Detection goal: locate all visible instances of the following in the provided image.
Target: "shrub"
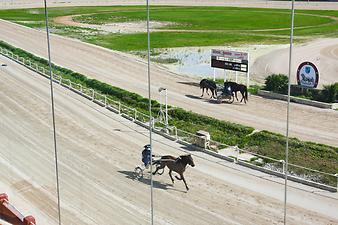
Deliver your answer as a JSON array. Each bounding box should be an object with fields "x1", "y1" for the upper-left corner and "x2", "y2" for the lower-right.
[
  {"x1": 264, "y1": 74, "x2": 288, "y2": 94},
  {"x1": 321, "y1": 83, "x2": 338, "y2": 103}
]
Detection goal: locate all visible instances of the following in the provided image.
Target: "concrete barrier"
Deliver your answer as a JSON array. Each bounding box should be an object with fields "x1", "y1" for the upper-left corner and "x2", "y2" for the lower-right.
[{"x1": 257, "y1": 90, "x2": 337, "y2": 109}]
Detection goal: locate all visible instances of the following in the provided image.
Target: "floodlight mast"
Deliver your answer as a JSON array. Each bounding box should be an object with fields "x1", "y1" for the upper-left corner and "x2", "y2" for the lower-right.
[
  {"x1": 284, "y1": 0, "x2": 295, "y2": 224},
  {"x1": 158, "y1": 87, "x2": 168, "y2": 129}
]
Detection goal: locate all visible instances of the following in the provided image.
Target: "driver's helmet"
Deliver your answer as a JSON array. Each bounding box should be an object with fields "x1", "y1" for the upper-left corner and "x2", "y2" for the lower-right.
[{"x1": 144, "y1": 144, "x2": 151, "y2": 150}]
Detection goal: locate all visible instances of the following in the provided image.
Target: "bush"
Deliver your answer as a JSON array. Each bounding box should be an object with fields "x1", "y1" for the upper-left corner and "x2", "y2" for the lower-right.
[
  {"x1": 321, "y1": 83, "x2": 338, "y2": 103},
  {"x1": 264, "y1": 74, "x2": 288, "y2": 94}
]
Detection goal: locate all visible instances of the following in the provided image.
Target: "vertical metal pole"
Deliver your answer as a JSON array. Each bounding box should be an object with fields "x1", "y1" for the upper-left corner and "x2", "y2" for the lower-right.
[
  {"x1": 235, "y1": 71, "x2": 238, "y2": 83},
  {"x1": 146, "y1": 0, "x2": 154, "y2": 224},
  {"x1": 224, "y1": 69, "x2": 226, "y2": 82},
  {"x1": 246, "y1": 52, "x2": 250, "y2": 88},
  {"x1": 159, "y1": 90, "x2": 163, "y2": 121},
  {"x1": 43, "y1": 1, "x2": 62, "y2": 225},
  {"x1": 213, "y1": 68, "x2": 216, "y2": 81},
  {"x1": 165, "y1": 89, "x2": 168, "y2": 129},
  {"x1": 284, "y1": 1, "x2": 295, "y2": 224}
]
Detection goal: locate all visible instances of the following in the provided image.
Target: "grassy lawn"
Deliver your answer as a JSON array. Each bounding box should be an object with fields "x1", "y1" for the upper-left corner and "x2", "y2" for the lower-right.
[
  {"x1": 0, "y1": 6, "x2": 337, "y2": 51},
  {"x1": 73, "y1": 7, "x2": 332, "y2": 30},
  {"x1": 85, "y1": 32, "x2": 290, "y2": 51}
]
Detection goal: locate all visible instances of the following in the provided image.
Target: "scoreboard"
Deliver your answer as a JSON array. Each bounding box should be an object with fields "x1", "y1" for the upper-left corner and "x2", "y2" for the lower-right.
[{"x1": 211, "y1": 49, "x2": 248, "y2": 72}]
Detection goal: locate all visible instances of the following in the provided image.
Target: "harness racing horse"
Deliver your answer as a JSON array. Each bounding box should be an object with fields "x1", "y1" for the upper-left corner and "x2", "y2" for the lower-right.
[
  {"x1": 199, "y1": 79, "x2": 217, "y2": 99},
  {"x1": 152, "y1": 154, "x2": 195, "y2": 191},
  {"x1": 224, "y1": 81, "x2": 248, "y2": 103}
]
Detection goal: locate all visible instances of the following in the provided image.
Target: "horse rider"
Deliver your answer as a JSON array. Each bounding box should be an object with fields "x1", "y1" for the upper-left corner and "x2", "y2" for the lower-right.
[
  {"x1": 224, "y1": 84, "x2": 232, "y2": 96},
  {"x1": 142, "y1": 144, "x2": 152, "y2": 168}
]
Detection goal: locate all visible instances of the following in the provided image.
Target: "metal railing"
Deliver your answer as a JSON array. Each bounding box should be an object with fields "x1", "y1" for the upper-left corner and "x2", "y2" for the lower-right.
[{"x1": 1, "y1": 46, "x2": 336, "y2": 191}]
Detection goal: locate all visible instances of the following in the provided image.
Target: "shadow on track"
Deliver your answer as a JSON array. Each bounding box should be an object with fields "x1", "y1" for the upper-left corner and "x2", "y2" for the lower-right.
[
  {"x1": 185, "y1": 94, "x2": 202, "y2": 100},
  {"x1": 177, "y1": 81, "x2": 199, "y2": 87},
  {"x1": 118, "y1": 170, "x2": 186, "y2": 193}
]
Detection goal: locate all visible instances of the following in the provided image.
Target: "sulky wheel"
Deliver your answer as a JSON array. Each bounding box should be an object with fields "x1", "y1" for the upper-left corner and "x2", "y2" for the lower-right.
[
  {"x1": 134, "y1": 166, "x2": 143, "y2": 179},
  {"x1": 216, "y1": 95, "x2": 223, "y2": 104},
  {"x1": 224, "y1": 95, "x2": 234, "y2": 104}
]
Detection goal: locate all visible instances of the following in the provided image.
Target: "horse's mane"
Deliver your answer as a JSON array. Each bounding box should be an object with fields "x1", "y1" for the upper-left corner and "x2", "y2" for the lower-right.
[{"x1": 178, "y1": 154, "x2": 192, "y2": 164}]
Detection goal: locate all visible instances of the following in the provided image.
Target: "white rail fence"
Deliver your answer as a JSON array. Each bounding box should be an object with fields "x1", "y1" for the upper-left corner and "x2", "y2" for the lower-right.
[{"x1": 1, "y1": 46, "x2": 337, "y2": 192}]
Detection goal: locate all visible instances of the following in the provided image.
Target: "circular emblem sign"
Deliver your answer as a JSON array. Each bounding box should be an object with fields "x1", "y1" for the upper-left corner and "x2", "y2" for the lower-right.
[{"x1": 297, "y1": 62, "x2": 319, "y2": 88}]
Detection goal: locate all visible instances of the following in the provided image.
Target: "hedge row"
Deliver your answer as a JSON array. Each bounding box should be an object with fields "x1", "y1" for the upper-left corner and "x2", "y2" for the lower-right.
[
  {"x1": 264, "y1": 74, "x2": 338, "y2": 103},
  {"x1": 1, "y1": 41, "x2": 337, "y2": 185}
]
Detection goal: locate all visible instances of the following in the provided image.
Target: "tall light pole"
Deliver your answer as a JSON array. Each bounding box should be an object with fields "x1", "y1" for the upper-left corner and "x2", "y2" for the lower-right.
[
  {"x1": 284, "y1": 0, "x2": 295, "y2": 224},
  {"x1": 43, "y1": 1, "x2": 61, "y2": 224},
  {"x1": 146, "y1": 0, "x2": 154, "y2": 224},
  {"x1": 158, "y1": 87, "x2": 168, "y2": 130}
]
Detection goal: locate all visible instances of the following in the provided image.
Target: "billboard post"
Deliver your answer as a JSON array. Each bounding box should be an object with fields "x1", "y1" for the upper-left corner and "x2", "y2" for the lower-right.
[{"x1": 211, "y1": 49, "x2": 249, "y2": 86}]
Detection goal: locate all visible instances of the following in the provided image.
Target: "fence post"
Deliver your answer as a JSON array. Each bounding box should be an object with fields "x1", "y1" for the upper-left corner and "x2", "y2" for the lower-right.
[
  {"x1": 104, "y1": 96, "x2": 107, "y2": 107},
  {"x1": 118, "y1": 102, "x2": 121, "y2": 114},
  {"x1": 59, "y1": 76, "x2": 62, "y2": 84},
  {"x1": 235, "y1": 146, "x2": 239, "y2": 163},
  {"x1": 279, "y1": 160, "x2": 285, "y2": 175},
  {"x1": 92, "y1": 89, "x2": 95, "y2": 101},
  {"x1": 335, "y1": 174, "x2": 338, "y2": 192},
  {"x1": 204, "y1": 136, "x2": 207, "y2": 150},
  {"x1": 80, "y1": 84, "x2": 83, "y2": 92},
  {"x1": 175, "y1": 127, "x2": 178, "y2": 140},
  {"x1": 134, "y1": 109, "x2": 137, "y2": 121}
]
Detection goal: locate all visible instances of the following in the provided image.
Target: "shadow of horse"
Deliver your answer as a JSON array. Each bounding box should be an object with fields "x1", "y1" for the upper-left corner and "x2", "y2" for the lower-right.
[
  {"x1": 118, "y1": 170, "x2": 186, "y2": 193},
  {"x1": 185, "y1": 94, "x2": 202, "y2": 100},
  {"x1": 177, "y1": 81, "x2": 200, "y2": 87}
]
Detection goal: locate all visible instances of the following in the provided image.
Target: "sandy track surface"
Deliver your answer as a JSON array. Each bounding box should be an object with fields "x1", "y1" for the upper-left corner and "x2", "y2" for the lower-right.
[
  {"x1": 252, "y1": 38, "x2": 338, "y2": 86},
  {"x1": 2, "y1": 0, "x2": 338, "y2": 10},
  {"x1": 1, "y1": 55, "x2": 338, "y2": 225},
  {"x1": 54, "y1": 15, "x2": 174, "y2": 34},
  {"x1": 0, "y1": 19, "x2": 337, "y2": 147}
]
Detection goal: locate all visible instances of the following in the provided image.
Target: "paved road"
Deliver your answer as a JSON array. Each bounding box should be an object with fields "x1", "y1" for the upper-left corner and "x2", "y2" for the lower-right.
[
  {"x1": 1, "y1": 19, "x2": 337, "y2": 147},
  {"x1": 1, "y1": 55, "x2": 337, "y2": 225}
]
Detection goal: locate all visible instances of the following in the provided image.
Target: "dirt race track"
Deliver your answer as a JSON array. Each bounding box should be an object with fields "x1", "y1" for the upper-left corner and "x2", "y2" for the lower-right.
[
  {"x1": 1, "y1": 55, "x2": 338, "y2": 224},
  {"x1": 2, "y1": 0, "x2": 338, "y2": 10},
  {"x1": 0, "y1": 19, "x2": 337, "y2": 147},
  {"x1": 0, "y1": 1, "x2": 338, "y2": 224}
]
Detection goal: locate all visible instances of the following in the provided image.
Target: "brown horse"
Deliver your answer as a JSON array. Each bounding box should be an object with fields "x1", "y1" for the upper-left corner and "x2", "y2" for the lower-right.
[
  {"x1": 153, "y1": 154, "x2": 195, "y2": 191},
  {"x1": 224, "y1": 81, "x2": 248, "y2": 103},
  {"x1": 200, "y1": 79, "x2": 217, "y2": 99}
]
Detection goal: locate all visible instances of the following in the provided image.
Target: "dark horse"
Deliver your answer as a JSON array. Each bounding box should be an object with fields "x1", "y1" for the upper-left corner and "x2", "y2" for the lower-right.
[
  {"x1": 224, "y1": 81, "x2": 248, "y2": 103},
  {"x1": 200, "y1": 79, "x2": 217, "y2": 99},
  {"x1": 153, "y1": 154, "x2": 195, "y2": 191}
]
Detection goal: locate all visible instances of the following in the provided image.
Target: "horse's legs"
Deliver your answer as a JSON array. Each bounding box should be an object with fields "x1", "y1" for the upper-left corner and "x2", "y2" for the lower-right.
[
  {"x1": 200, "y1": 88, "x2": 204, "y2": 97},
  {"x1": 175, "y1": 173, "x2": 189, "y2": 191},
  {"x1": 211, "y1": 89, "x2": 215, "y2": 99},
  {"x1": 234, "y1": 91, "x2": 239, "y2": 101},
  {"x1": 181, "y1": 174, "x2": 189, "y2": 191},
  {"x1": 209, "y1": 89, "x2": 214, "y2": 99},
  {"x1": 152, "y1": 163, "x2": 165, "y2": 175},
  {"x1": 169, "y1": 170, "x2": 174, "y2": 184},
  {"x1": 240, "y1": 91, "x2": 246, "y2": 103}
]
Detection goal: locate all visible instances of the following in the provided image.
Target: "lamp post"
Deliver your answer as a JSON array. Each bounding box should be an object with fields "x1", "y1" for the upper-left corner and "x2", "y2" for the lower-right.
[{"x1": 158, "y1": 87, "x2": 168, "y2": 130}]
